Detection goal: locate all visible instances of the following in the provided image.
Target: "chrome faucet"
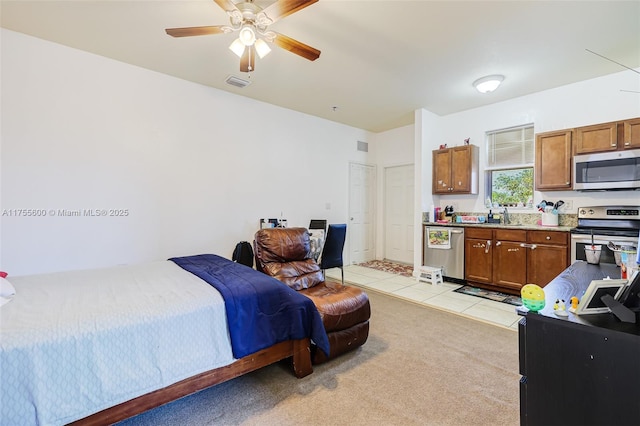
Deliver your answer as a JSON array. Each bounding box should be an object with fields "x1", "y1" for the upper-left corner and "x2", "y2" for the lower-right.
[{"x1": 503, "y1": 207, "x2": 511, "y2": 224}]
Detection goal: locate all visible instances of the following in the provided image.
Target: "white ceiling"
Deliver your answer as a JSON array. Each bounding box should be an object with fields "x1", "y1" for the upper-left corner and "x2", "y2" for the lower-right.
[{"x1": 2, "y1": 0, "x2": 640, "y2": 133}]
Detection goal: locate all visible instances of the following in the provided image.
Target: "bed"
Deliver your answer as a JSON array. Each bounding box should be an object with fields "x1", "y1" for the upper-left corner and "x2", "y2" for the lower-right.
[{"x1": 0, "y1": 254, "x2": 329, "y2": 425}]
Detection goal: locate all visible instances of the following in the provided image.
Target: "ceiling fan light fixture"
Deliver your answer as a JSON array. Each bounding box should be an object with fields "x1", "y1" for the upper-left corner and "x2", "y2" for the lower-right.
[
  {"x1": 229, "y1": 38, "x2": 245, "y2": 57},
  {"x1": 473, "y1": 75, "x2": 505, "y2": 93},
  {"x1": 254, "y1": 38, "x2": 271, "y2": 58},
  {"x1": 238, "y1": 25, "x2": 256, "y2": 46}
]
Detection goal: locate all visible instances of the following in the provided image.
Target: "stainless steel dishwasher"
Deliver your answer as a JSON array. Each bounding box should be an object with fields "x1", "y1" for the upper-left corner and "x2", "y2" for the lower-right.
[{"x1": 423, "y1": 226, "x2": 465, "y2": 281}]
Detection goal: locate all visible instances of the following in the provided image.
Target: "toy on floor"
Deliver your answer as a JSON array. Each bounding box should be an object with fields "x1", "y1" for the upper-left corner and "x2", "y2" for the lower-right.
[{"x1": 521, "y1": 284, "x2": 546, "y2": 312}]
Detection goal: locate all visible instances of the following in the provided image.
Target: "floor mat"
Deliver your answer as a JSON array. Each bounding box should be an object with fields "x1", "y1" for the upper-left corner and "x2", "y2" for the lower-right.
[
  {"x1": 454, "y1": 285, "x2": 522, "y2": 306},
  {"x1": 358, "y1": 260, "x2": 413, "y2": 277}
]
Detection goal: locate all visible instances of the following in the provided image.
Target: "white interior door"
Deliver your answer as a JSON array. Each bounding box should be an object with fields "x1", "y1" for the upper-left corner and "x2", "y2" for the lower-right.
[
  {"x1": 349, "y1": 163, "x2": 376, "y2": 264},
  {"x1": 384, "y1": 164, "x2": 415, "y2": 264}
]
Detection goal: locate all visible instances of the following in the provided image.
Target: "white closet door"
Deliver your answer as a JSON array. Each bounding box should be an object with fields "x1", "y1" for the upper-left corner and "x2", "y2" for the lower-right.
[
  {"x1": 384, "y1": 164, "x2": 414, "y2": 264},
  {"x1": 349, "y1": 163, "x2": 376, "y2": 264}
]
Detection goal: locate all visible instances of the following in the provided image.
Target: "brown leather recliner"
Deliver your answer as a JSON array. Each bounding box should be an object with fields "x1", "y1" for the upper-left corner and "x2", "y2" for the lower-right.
[{"x1": 254, "y1": 227, "x2": 370, "y2": 364}]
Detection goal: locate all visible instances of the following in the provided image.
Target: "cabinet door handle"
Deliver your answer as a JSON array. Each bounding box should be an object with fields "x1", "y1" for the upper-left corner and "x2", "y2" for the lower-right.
[
  {"x1": 546, "y1": 236, "x2": 551, "y2": 240},
  {"x1": 625, "y1": 141, "x2": 631, "y2": 146},
  {"x1": 611, "y1": 143, "x2": 617, "y2": 147},
  {"x1": 485, "y1": 240, "x2": 491, "y2": 254},
  {"x1": 520, "y1": 243, "x2": 538, "y2": 250},
  {"x1": 496, "y1": 241, "x2": 502, "y2": 246}
]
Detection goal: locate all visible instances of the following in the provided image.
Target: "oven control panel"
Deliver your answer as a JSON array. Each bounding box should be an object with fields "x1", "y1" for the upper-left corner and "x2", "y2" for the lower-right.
[{"x1": 578, "y1": 206, "x2": 640, "y2": 220}]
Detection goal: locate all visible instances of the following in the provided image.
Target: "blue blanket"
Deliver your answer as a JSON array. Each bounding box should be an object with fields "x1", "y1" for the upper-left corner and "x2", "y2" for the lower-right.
[{"x1": 170, "y1": 254, "x2": 329, "y2": 359}]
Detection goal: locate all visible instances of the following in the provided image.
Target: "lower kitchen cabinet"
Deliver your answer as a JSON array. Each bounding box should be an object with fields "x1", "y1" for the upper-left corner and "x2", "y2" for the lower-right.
[
  {"x1": 464, "y1": 228, "x2": 493, "y2": 285},
  {"x1": 465, "y1": 227, "x2": 569, "y2": 294},
  {"x1": 526, "y1": 230, "x2": 569, "y2": 286},
  {"x1": 493, "y1": 229, "x2": 528, "y2": 292}
]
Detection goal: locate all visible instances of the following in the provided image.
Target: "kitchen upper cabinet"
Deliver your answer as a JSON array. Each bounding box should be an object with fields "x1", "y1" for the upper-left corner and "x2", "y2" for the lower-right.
[
  {"x1": 432, "y1": 145, "x2": 479, "y2": 194},
  {"x1": 574, "y1": 121, "x2": 618, "y2": 154},
  {"x1": 574, "y1": 117, "x2": 640, "y2": 154},
  {"x1": 623, "y1": 117, "x2": 640, "y2": 149},
  {"x1": 535, "y1": 130, "x2": 572, "y2": 191}
]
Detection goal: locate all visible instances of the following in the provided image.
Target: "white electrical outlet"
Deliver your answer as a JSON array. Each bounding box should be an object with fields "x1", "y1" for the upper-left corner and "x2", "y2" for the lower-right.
[{"x1": 561, "y1": 200, "x2": 573, "y2": 213}]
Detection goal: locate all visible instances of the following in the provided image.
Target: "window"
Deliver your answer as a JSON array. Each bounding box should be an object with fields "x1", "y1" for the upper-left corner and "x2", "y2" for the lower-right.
[{"x1": 485, "y1": 124, "x2": 534, "y2": 208}]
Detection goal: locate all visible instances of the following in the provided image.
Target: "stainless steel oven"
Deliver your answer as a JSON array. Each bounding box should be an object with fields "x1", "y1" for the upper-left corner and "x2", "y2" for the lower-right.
[{"x1": 570, "y1": 206, "x2": 640, "y2": 264}]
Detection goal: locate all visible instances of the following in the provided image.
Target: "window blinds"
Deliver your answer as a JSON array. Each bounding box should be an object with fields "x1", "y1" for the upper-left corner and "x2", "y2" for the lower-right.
[{"x1": 486, "y1": 125, "x2": 534, "y2": 169}]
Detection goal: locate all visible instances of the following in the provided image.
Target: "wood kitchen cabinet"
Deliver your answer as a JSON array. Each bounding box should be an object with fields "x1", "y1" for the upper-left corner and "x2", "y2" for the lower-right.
[
  {"x1": 465, "y1": 227, "x2": 570, "y2": 295},
  {"x1": 535, "y1": 117, "x2": 640, "y2": 191},
  {"x1": 526, "y1": 230, "x2": 569, "y2": 286},
  {"x1": 492, "y1": 229, "x2": 527, "y2": 292},
  {"x1": 535, "y1": 129, "x2": 572, "y2": 191},
  {"x1": 574, "y1": 117, "x2": 640, "y2": 154},
  {"x1": 464, "y1": 228, "x2": 493, "y2": 285},
  {"x1": 432, "y1": 145, "x2": 479, "y2": 194},
  {"x1": 574, "y1": 121, "x2": 618, "y2": 153},
  {"x1": 623, "y1": 117, "x2": 640, "y2": 149}
]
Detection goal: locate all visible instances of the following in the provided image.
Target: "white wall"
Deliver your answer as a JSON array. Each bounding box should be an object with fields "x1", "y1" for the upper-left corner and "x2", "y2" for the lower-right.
[
  {"x1": 4, "y1": 29, "x2": 640, "y2": 277},
  {"x1": 1, "y1": 29, "x2": 372, "y2": 275},
  {"x1": 420, "y1": 69, "x2": 640, "y2": 216}
]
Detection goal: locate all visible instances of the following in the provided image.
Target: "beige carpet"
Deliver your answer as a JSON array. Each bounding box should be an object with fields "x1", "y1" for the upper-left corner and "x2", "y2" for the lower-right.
[{"x1": 119, "y1": 290, "x2": 520, "y2": 426}]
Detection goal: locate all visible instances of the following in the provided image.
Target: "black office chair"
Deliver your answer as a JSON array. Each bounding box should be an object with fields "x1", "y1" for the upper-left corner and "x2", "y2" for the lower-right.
[{"x1": 319, "y1": 224, "x2": 347, "y2": 285}]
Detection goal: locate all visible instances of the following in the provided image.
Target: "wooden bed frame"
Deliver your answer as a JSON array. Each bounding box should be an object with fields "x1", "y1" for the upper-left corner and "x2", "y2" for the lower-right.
[{"x1": 70, "y1": 338, "x2": 312, "y2": 425}]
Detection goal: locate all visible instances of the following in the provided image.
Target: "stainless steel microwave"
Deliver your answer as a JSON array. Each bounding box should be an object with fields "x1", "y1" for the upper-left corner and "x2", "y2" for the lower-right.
[{"x1": 573, "y1": 149, "x2": 640, "y2": 191}]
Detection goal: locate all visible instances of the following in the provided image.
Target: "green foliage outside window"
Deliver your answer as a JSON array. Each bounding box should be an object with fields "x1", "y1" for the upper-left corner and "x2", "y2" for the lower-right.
[{"x1": 491, "y1": 168, "x2": 533, "y2": 207}]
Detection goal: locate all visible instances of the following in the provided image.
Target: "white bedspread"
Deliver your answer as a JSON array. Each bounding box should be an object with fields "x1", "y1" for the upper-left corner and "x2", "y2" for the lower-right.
[{"x1": 0, "y1": 261, "x2": 235, "y2": 425}]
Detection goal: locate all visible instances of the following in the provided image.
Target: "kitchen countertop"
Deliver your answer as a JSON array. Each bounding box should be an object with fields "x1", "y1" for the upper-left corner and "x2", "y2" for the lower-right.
[{"x1": 422, "y1": 221, "x2": 573, "y2": 232}]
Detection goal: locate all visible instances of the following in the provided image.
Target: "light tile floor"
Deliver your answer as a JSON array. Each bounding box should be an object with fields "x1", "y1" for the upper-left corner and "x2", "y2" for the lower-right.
[{"x1": 326, "y1": 265, "x2": 521, "y2": 330}]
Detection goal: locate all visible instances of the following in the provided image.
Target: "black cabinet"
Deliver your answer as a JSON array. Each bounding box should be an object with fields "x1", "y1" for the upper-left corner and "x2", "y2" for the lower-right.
[{"x1": 519, "y1": 262, "x2": 640, "y2": 426}]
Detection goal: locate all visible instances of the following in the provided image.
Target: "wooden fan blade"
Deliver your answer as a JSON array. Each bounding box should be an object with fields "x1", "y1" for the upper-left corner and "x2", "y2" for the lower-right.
[
  {"x1": 240, "y1": 47, "x2": 256, "y2": 72},
  {"x1": 273, "y1": 32, "x2": 320, "y2": 61},
  {"x1": 165, "y1": 25, "x2": 227, "y2": 37},
  {"x1": 262, "y1": 0, "x2": 318, "y2": 24},
  {"x1": 213, "y1": 0, "x2": 240, "y2": 13}
]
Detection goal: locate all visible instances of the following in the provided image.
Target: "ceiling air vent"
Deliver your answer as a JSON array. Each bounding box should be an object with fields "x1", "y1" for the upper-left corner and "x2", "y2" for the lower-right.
[{"x1": 225, "y1": 75, "x2": 251, "y2": 88}]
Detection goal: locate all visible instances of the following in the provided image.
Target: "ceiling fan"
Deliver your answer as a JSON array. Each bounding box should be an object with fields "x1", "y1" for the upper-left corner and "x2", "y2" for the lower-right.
[{"x1": 165, "y1": 0, "x2": 321, "y2": 73}]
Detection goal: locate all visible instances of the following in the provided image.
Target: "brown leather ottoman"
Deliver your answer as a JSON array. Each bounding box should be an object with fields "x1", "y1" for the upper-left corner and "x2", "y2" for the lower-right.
[{"x1": 301, "y1": 281, "x2": 370, "y2": 363}]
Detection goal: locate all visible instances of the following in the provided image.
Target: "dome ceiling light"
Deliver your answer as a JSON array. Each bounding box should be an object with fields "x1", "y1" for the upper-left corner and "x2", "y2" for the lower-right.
[{"x1": 473, "y1": 75, "x2": 505, "y2": 93}]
